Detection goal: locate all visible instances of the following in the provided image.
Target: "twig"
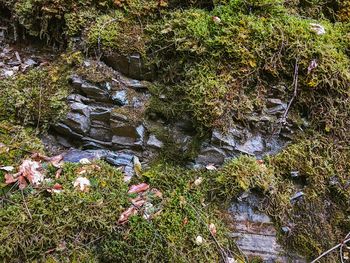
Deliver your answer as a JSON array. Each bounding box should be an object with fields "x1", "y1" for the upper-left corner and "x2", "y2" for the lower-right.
[
  {"x1": 311, "y1": 232, "x2": 350, "y2": 263},
  {"x1": 340, "y1": 232, "x2": 350, "y2": 263},
  {"x1": 21, "y1": 189, "x2": 32, "y2": 219},
  {"x1": 282, "y1": 59, "x2": 299, "y2": 124}
]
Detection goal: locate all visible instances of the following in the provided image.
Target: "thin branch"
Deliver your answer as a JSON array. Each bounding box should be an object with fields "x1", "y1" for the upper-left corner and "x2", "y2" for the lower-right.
[
  {"x1": 311, "y1": 232, "x2": 350, "y2": 263},
  {"x1": 282, "y1": 58, "x2": 299, "y2": 124},
  {"x1": 21, "y1": 190, "x2": 32, "y2": 220}
]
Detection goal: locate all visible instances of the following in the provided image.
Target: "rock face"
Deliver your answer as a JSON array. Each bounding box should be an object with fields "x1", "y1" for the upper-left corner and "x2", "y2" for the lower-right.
[
  {"x1": 229, "y1": 194, "x2": 305, "y2": 263},
  {"x1": 55, "y1": 59, "x2": 295, "y2": 169},
  {"x1": 103, "y1": 52, "x2": 154, "y2": 80},
  {"x1": 54, "y1": 60, "x2": 167, "y2": 165},
  {"x1": 196, "y1": 89, "x2": 294, "y2": 166}
]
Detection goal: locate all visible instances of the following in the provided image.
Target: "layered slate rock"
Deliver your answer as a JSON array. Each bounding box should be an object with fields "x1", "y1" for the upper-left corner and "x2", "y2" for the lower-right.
[
  {"x1": 196, "y1": 84, "x2": 295, "y2": 165},
  {"x1": 56, "y1": 59, "x2": 296, "y2": 170},
  {"x1": 54, "y1": 60, "x2": 163, "y2": 164},
  {"x1": 228, "y1": 193, "x2": 305, "y2": 263}
]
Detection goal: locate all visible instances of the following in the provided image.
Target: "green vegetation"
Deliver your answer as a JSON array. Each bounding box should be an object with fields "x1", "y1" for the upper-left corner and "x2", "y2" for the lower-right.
[
  {"x1": 0, "y1": 0, "x2": 350, "y2": 261},
  {"x1": 0, "y1": 59, "x2": 72, "y2": 129}
]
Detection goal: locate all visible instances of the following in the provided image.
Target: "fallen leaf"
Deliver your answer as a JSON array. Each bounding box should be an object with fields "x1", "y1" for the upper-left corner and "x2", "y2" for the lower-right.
[
  {"x1": 79, "y1": 158, "x2": 91, "y2": 165},
  {"x1": 150, "y1": 188, "x2": 163, "y2": 198},
  {"x1": 194, "y1": 177, "x2": 203, "y2": 186},
  {"x1": 21, "y1": 160, "x2": 44, "y2": 185},
  {"x1": 212, "y1": 16, "x2": 221, "y2": 24},
  {"x1": 195, "y1": 235, "x2": 203, "y2": 245},
  {"x1": 47, "y1": 183, "x2": 63, "y2": 194},
  {"x1": 133, "y1": 156, "x2": 142, "y2": 177},
  {"x1": 310, "y1": 23, "x2": 326, "y2": 35},
  {"x1": 209, "y1": 223, "x2": 217, "y2": 236},
  {"x1": 49, "y1": 154, "x2": 64, "y2": 168},
  {"x1": 130, "y1": 196, "x2": 146, "y2": 208},
  {"x1": 118, "y1": 206, "x2": 137, "y2": 224},
  {"x1": 5, "y1": 173, "x2": 17, "y2": 184},
  {"x1": 205, "y1": 164, "x2": 217, "y2": 171},
  {"x1": 0, "y1": 166, "x2": 14, "y2": 172},
  {"x1": 31, "y1": 152, "x2": 50, "y2": 162},
  {"x1": 128, "y1": 183, "x2": 149, "y2": 194},
  {"x1": 55, "y1": 168, "x2": 62, "y2": 179},
  {"x1": 73, "y1": 177, "x2": 91, "y2": 192}
]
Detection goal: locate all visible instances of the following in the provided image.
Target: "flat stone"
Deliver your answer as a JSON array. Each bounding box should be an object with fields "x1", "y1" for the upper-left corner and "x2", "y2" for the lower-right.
[
  {"x1": 104, "y1": 151, "x2": 134, "y2": 166},
  {"x1": 90, "y1": 107, "x2": 111, "y2": 122},
  {"x1": 63, "y1": 149, "x2": 106, "y2": 163},
  {"x1": 229, "y1": 194, "x2": 306, "y2": 262},
  {"x1": 147, "y1": 134, "x2": 163, "y2": 149},
  {"x1": 128, "y1": 53, "x2": 142, "y2": 79},
  {"x1": 80, "y1": 82, "x2": 110, "y2": 101},
  {"x1": 102, "y1": 53, "x2": 130, "y2": 76},
  {"x1": 89, "y1": 127, "x2": 112, "y2": 142},
  {"x1": 70, "y1": 102, "x2": 90, "y2": 117},
  {"x1": 67, "y1": 94, "x2": 90, "y2": 103},
  {"x1": 82, "y1": 137, "x2": 113, "y2": 148},
  {"x1": 196, "y1": 146, "x2": 227, "y2": 165},
  {"x1": 266, "y1": 104, "x2": 287, "y2": 115},
  {"x1": 212, "y1": 129, "x2": 237, "y2": 149},
  {"x1": 71, "y1": 75, "x2": 84, "y2": 89},
  {"x1": 236, "y1": 134, "x2": 264, "y2": 155},
  {"x1": 62, "y1": 112, "x2": 90, "y2": 135},
  {"x1": 54, "y1": 123, "x2": 84, "y2": 139},
  {"x1": 112, "y1": 135, "x2": 136, "y2": 147},
  {"x1": 119, "y1": 75, "x2": 148, "y2": 90}
]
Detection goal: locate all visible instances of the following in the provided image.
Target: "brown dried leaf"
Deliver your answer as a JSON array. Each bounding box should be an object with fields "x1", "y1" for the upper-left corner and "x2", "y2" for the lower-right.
[
  {"x1": 49, "y1": 154, "x2": 64, "y2": 168},
  {"x1": 18, "y1": 176, "x2": 28, "y2": 190},
  {"x1": 55, "y1": 168, "x2": 62, "y2": 179}
]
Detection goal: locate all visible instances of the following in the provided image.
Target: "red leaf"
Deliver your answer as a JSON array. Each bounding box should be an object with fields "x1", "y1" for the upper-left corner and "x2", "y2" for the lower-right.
[
  {"x1": 18, "y1": 176, "x2": 28, "y2": 190},
  {"x1": 117, "y1": 206, "x2": 137, "y2": 224},
  {"x1": 128, "y1": 183, "x2": 149, "y2": 194},
  {"x1": 130, "y1": 196, "x2": 146, "y2": 208},
  {"x1": 5, "y1": 174, "x2": 18, "y2": 184},
  {"x1": 53, "y1": 183, "x2": 63, "y2": 190}
]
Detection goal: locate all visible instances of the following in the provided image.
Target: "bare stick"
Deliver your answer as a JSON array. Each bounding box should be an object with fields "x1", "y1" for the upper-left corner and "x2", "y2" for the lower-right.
[
  {"x1": 282, "y1": 59, "x2": 299, "y2": 124},
  {"x1": 21, "y1": 190, "x2": 32, "y2": 219},
  {"x1": 311, "y1": 232, "x2": 350, "y2": 263}
]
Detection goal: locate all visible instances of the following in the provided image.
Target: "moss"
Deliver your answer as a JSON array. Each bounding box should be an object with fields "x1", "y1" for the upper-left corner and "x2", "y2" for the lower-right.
[
  {"x1": 85, "y1": 13, "x2": 147, "y2": 56},
  {"x1": 0, "y1": 59, "x2": 72, "y2": 129},
  {"x1": 0, "y1": 121, "x2": 44, "y2": 167},
  {"x1": 262, "y1": 133, "x2": 350, "y2": 260},
  {"x1": 1, "y1": 157, "x2": 245, "y2": 262},
  {"x1": 147, "y1": 7, "x2": 350, "y2": 132}
]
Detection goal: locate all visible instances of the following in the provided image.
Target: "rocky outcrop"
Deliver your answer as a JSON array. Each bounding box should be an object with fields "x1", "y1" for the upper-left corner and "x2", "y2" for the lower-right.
[
  {"x1": 55, "y1": 60, "x2": 296, "y2": 171},
  {"x1": 54, "y1": 60, "x2": 166, "y2": 165},
  {"x1": 103, "y1": 52, "x2": 154, "y2": 80}
]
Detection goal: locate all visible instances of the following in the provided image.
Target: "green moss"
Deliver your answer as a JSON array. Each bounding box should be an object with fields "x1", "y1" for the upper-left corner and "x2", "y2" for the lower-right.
[
  {"x1": 85, "y1": 13, "x2": 147, "y2": 56},
  {"x1": 1, "y1": 158, "x2": 245, "y2": 262},
  {"x1": 0, "y1": 60, "x2": 71, "y2": 129},
  {"x1": 263, "y1": 134, "x2": 350, "y2": 260},
  {"x1": 146, "y1": 4, "x2": 350, "y2": 132},
  {"x1": 0, "y1": 121, "x2": 44, "y2": 167}
]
